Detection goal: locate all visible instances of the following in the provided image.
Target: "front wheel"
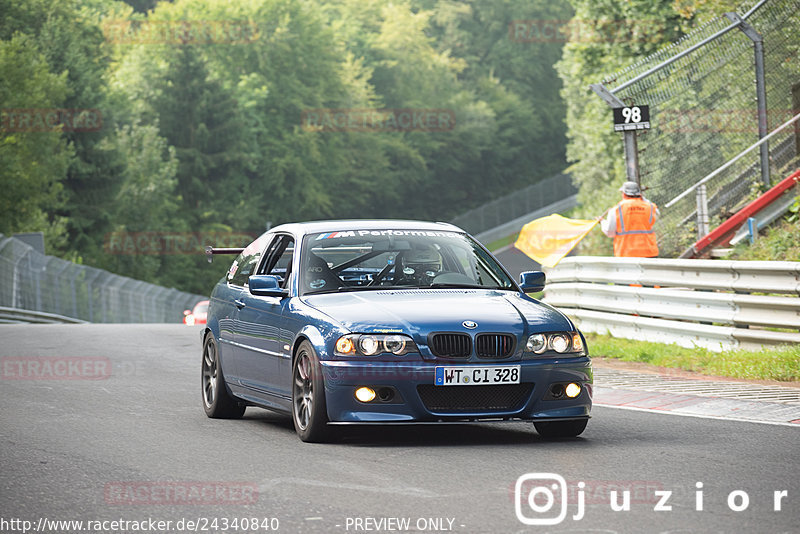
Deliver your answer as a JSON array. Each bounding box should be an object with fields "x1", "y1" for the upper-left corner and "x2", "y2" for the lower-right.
[
  {"x1": 201, "y1": 333, "x2": 245, "y2": 419},
  {"x1": 292, "y1": 341, "x2": 330, "y2": 442},
  {"x1": 534, "y1": 419, "x2": 587, "y2": 438}
]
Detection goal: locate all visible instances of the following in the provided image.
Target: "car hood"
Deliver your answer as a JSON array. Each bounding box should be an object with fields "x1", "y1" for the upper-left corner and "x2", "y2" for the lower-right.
[{"x1": 301, "y1": 289, "x2": 574, "y2": 338}]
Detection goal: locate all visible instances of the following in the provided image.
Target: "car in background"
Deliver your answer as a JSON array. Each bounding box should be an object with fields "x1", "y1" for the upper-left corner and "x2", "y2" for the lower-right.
[
  {"x1": 183, "y1": 300, "x2": 209, "y2": 325},
  {"x1": 201, "y1": 220, "x2": 592, "y2": 442}
]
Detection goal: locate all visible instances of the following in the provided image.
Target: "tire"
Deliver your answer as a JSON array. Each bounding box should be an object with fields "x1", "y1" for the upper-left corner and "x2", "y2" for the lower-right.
[
  {"x1": 534, "y1": 419, "x2": 587, "y2": 438},
  {"x1": 292, "y1": 341, "x2": 330, "y2": 442},
  {"x1": 202, "y1": 333, "x2": 245, "y2": 419}
]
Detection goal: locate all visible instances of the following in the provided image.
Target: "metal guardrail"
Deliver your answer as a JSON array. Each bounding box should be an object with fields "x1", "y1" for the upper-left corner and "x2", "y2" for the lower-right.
[
  {"x1": 0, "y1": 306, "x2": 88, "y2": 324},
  {"x1": 0, "y1": 234, "x2": 207, "y2": 323},
  {"x1": 543, "y1": 257, "x2": 800, "y2": 351}
]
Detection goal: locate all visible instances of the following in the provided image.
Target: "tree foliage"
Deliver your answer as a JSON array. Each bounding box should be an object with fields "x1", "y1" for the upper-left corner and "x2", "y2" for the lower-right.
[{"x1": 2, "y1": 0, "x2": 574, "y2": 294}]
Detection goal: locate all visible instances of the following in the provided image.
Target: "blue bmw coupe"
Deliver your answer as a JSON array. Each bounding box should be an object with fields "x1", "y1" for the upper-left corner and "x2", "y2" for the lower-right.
[{"x1": 202, "y1": 220, "x2": 592, "y2": 442}]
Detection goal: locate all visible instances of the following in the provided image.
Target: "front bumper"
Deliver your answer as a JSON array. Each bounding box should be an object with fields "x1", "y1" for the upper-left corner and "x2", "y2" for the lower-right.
[{"x1": 321, "y1": 358, "x2": 592, "y2": 423}]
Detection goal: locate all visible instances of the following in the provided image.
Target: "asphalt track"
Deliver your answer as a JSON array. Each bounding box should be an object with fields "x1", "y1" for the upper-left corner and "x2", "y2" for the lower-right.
[{"x1": 1, "y1": 324, "x2": 797, "y2": 534}]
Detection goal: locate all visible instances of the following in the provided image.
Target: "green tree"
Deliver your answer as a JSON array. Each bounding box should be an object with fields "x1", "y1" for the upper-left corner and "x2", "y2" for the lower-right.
[
  {"x1": 0, "y1": 34, "x2": 72, "y2": 247},
  {"x1": 153, "y1": 44, "x2": 256, "y2": 227},
  {"x1": 98, "y1": 121, "x2": 181, "y2": 283},
  {"x1": 556, "y1": 0, "x2": 686, "y2": 219},
  {"x1": 0, "y1": 0, "x2": 127, "y2": 261}
]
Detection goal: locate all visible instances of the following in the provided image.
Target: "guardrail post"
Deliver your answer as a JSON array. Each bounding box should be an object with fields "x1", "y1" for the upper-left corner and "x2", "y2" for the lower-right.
[
  {"x1": 696, "y1": 184, "x2": 710, "y2": 238},
  {"x1": 747, "y1": 217, "x2": 758, "y2": 243}
]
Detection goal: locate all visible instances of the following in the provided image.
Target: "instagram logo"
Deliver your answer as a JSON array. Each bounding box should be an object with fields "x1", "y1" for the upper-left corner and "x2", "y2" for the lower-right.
[{"x1": 515, "y1": 473, "x2": 572, "y2": 525}]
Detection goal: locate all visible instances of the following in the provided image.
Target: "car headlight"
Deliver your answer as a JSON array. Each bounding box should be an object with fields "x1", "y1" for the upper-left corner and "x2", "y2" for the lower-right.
[
  {"x1": 526, "y1": 333, "x2": 547, "y2": 353},
  {"x1": 550, "y1": 333, "x2": 570, "y2": 353},
  {"x1": 525, "y1": 332, "x2": 585, "y2": 356},
  {"x1": 358, "y1": 335, "x2": 380, "y2": 355},
  {"x1": 383, "y1": 335, "x2": 407, "y2": 354},
  {"x1": 335, "y1": 334, "x2": 417, "y2": 356}
]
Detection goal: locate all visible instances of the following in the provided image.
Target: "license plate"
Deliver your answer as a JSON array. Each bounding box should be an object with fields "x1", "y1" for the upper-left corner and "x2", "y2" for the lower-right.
[{"x1": 434, "y1": 365, "x2": 520, "y2": 386}]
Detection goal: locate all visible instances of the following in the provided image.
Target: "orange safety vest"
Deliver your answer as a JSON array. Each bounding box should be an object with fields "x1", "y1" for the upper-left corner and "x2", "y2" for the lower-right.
[{"x1": 614, "y1": 197, "x2": 659, "y2": 257}]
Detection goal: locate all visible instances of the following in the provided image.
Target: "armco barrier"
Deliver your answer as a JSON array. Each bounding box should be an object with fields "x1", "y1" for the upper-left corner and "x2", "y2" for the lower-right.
[
  {"x1": 0, "y1": 306, "x2": 88, "y2": 324},
  {"x1": 543, "y1": 256, "x2": 800, "y2": 351},
  {"x1": 0, "y1": 234, "x2": 206, "y2": 323}
]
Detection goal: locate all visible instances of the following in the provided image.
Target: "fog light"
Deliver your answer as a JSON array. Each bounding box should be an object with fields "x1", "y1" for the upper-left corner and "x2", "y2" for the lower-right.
[
  {"x1": 549, "y1": 384, "x2": 564, "y2": 398},
  {"x1": 565, "y1": 383, "x2": 581, "y2": 398},
  {"x1": 355, "y1": 387, "x2": 376, "y2": 402}
]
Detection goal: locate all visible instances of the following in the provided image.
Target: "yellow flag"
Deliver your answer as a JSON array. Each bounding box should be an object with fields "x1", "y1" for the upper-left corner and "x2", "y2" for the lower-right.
[{"x1": 514, "y1": 214, "x2": 599, "y2": 268}]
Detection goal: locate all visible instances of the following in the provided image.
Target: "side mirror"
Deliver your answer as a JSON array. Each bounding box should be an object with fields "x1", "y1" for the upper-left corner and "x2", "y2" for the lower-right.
[
  {"x1": 248, "y1": 275, "x2": 289, "y2": 298},
  {"x1": 519, "y1": 271, "x2": 546, "y2": 293}
]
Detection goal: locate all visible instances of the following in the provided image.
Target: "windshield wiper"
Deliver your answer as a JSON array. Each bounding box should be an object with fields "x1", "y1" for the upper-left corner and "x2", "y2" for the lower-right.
[
  {"x1": 337, "y1": 285, "x2": 425, "y2": 292},
  {"x1": 427, "y1": 283, "x2": 511, "y2": 290},
  {"x1": 304, "y1": 285, "x2": 403, "y2": 296}
]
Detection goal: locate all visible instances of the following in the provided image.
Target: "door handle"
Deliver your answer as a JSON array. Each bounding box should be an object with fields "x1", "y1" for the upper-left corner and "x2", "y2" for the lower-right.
[{"x1": 234, "y1": 299, "x2": 246, "y2": 309}]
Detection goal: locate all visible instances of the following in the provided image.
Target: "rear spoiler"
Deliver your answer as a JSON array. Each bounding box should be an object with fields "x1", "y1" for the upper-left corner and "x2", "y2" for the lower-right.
[{"x1": 205, "y1": 246, "x2": 244, "y2": 263}]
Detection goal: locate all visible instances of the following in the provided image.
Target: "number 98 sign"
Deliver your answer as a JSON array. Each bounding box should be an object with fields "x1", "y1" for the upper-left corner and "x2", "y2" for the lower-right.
[{"x1": 613, "y1": 105, "x2": 650, "y2": 131}]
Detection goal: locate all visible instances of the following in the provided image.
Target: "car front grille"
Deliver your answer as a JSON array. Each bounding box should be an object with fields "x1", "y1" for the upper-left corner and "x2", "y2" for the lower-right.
[
  {"x1": 475, "y1": 334, "x2": 515, "y2": 359},
  {"x1": 417, "y1": 384, "x2": 533, "y2": 412},
  {"x1": 429, "y1": 333, "x2": 471, "y2": 358}
]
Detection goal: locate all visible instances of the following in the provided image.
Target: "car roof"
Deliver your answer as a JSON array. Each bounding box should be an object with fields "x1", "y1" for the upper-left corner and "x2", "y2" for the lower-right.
[{"x1": 267, "y1": 219, "x2": 464, "y2": 238}]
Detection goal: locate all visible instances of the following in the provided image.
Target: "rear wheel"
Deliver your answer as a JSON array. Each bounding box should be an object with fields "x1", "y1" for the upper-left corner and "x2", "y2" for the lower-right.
[
  {"x1": 292, "y1": 341, "x2": 330, "y2": 442},
  {"x1": 534, "y1": 419, "x2": 587, "y2": 438},
  {"x1": 202, "y1": 333, "x2": 245, "y2": 419}
]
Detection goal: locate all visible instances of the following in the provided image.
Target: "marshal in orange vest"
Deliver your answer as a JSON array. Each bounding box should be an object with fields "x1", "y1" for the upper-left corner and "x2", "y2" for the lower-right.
[{"x1": 601, "y1": 182, "x2": 659, "y2": 257}]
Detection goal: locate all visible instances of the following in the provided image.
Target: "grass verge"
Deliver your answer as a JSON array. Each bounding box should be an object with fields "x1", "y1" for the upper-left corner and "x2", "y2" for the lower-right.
[
  {"x1": 728, "y1": 217, "x2": 800, "y2": 261},
  {"x1": 586, "y1": 333, "x2": 800, "y2": 382}
]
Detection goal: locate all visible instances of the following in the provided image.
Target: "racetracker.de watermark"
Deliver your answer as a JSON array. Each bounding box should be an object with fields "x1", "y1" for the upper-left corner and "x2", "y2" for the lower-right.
[
  {"x1": 509, "y1": 19, "x2": 668, "y2": 43},
  {"x1": 102, "y1": 20, "x2": 259, "y2": 45},
  {"x1": 104, "y1": 231, "x2": 258, "y2": 255},
  {"x1": 104, "y1": 481, "x2": 259, "y2": 505},
  {"x1": 1, "y1": 357, "x2": 111, "y2": 380},
  {"x1": 1, "y1": 109, "x2": 103, "y2": 132},
  {"x1": 301, "y1": 109, "x2": 456, "y2": 133},
  {"x1": 658, "y1": 108, "x2": 799, "y2": 134}
]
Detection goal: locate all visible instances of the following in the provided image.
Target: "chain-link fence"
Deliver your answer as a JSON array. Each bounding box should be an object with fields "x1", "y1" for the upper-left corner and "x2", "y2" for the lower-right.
[
  {"x1": 0, "y1": 234, "x2": 207, "y2": 323},
  {"x1": 600, "y1": 0, "x2": 800, "y2": 255},
  {"x1": 450, "y1": 172, "x2": 577, "y2": 236}
]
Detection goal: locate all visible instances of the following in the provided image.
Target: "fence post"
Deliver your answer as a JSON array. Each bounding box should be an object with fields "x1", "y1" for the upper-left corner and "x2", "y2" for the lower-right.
[
  {"x1": 32, "y1": 253, "x2": 42, "y2": 311},
  {"x1": 11, "y1": 249, "x2": 24, "y2": 309},
  {"x1": 696, "y1": 184, "x2": 710, "y2": 238},
  {"x1": 68, "y1": 265, "x2": 78, "y2": 319},
  {"x1": 51, "y1": 261, "x2": 70, "y2": 315},
  {"x1": 85, "y1": 270, "x2": 101, "y2": 322},
  {"x1": 725, "y1": 12, "x2": 770, "y2": 187}
]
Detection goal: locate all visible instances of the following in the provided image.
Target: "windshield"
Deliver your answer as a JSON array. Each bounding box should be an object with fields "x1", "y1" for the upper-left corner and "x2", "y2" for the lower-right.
[{"x1": 300, "y1": 229, "x2": 515, "y2": 295}]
